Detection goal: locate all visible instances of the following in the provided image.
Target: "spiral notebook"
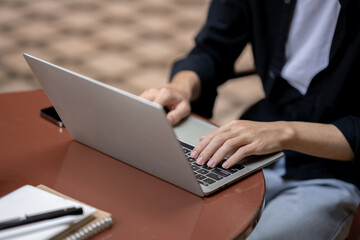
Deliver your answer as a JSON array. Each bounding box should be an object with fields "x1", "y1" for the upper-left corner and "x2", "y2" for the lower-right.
[{"x1": 0, "y1": 185, "x2": 113, "y2": 240}]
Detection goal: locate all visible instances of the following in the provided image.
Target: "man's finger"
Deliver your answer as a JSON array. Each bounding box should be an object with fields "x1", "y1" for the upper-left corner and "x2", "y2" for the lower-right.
[
  {"x1": 139, "y1": 89, "x2": 158, "y2": 101},
  {"x1": 166, "y1": 100, "x2": 191, "y2": 125}
]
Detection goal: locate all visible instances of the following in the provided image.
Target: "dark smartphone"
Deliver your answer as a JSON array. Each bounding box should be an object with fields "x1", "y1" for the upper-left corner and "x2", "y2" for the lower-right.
[{"x1": 40, "y1": 106, "x2": 64, "y2": 128}]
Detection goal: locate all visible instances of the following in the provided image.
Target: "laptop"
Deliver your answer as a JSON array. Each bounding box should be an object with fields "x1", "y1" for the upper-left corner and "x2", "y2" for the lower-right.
[{"x1": 24, "y1": 53, "x2": 283, "y2": 197}]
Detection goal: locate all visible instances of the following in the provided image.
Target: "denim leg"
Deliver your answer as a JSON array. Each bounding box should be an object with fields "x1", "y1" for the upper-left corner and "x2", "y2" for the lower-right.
[{"x1": 247, "y1": 172, "x2": 360, "y2": 240}]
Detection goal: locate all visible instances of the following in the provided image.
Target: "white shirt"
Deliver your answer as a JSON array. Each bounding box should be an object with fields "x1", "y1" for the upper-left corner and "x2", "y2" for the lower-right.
[{"x1": 281, "y1": 0, "x2": 341, "y2": 95}]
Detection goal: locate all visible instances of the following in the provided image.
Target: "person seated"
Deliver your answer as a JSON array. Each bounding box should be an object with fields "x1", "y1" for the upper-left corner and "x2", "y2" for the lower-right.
[{"x1": 141, "y1": 0, "x2": 360, "y2": 239}]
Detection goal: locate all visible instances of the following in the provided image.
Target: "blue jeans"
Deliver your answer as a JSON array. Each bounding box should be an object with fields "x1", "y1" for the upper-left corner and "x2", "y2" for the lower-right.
[{"x1": 247, "y1": 161, "x2": 360, "y2": 240}]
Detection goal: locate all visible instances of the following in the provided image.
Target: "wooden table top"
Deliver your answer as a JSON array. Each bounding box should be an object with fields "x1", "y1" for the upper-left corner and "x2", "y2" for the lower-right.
[{"x1": 0, "y1": 90, "x2": 265, "y2": 240}]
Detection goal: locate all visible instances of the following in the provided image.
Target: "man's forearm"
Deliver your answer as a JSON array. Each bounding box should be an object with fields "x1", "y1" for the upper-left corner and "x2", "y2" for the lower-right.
[
  {"x1": 170, "y1": 71, "x2": 201, "y2": 102},
  {"x1": 283, "y1": 121, "x2": 354, "y2": 161}
]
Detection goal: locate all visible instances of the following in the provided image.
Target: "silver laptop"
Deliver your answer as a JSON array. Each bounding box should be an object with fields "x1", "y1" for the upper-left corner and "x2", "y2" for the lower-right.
[{"x1": 24, "y1": 53, "x2": 283, "y2": 197}]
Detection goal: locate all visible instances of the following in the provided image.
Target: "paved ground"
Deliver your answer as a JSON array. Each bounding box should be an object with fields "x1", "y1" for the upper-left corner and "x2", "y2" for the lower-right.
[{"x1": 0, "y1": 0, "x2": 263, "y2": 125}]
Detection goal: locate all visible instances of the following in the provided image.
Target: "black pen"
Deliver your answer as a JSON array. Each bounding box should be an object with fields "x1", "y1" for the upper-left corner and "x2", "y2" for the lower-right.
[{"x1": 0, "y1": 207, "x2": 83, "y2": 231}]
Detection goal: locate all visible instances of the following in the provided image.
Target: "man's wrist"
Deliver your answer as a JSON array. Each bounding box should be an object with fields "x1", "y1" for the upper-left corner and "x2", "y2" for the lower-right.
[
  {"x1": 277, "y1": 121, "x2": 296, "y2": 150},
  {"x1": 171, "y1": 71, "x2": 201, "y2": 101}
]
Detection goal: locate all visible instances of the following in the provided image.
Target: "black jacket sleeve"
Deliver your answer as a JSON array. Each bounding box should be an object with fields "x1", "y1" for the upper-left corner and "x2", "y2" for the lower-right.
[
  {"x1": 333, "y1": 116, "x2": 360, "y2": 165},
  {"x1": 170, "y1": 0, "x2": 251, "y2": 118}
]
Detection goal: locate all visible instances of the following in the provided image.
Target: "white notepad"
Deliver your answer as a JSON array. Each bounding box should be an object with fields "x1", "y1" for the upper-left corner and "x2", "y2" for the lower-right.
[{"x1": 0, "y1": 185, "x2": 96, "y2": 240}]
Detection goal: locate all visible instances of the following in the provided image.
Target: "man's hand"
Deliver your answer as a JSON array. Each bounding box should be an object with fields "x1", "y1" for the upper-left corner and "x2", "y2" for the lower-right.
[
  {"x1": 140, "y1": 71, "x2": 201, "y2": 125},
  {"x1": 140, "y1": 85, "x2": 191, "y2": 125},
  {"x1": 190, "y1": 120, "x2": 354, "y2": 169},
  {"x1": 190, "y1": 120, "x2": 290, "y2": 169}
]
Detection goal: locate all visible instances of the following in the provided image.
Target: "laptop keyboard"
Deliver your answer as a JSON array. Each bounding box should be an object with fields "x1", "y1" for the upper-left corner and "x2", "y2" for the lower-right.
[{"x1": 181, "y1": 142, "x2": 244, "y2": 187}]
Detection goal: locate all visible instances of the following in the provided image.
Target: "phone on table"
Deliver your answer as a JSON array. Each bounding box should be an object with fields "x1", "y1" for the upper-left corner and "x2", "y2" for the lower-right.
[{"x1": 40, "y1": 106, "x2": 64, "y2": 128}]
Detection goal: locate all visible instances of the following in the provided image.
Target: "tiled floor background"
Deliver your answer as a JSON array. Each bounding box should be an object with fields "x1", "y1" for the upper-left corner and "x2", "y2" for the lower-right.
[{"x1": 0, "y1": 0, "x2": 263, "y2": 125}]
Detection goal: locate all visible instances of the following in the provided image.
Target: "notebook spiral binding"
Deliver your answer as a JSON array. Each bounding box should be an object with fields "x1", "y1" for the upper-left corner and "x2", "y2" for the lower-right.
[{"x1": 64, "y1": 216, "x2": 113, "y2": 240}]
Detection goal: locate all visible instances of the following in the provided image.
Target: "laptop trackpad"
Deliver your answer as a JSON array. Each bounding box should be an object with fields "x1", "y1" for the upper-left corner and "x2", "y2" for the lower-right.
[{"x1": 173, "y1": 116, "x2": 218, "y2": 146}]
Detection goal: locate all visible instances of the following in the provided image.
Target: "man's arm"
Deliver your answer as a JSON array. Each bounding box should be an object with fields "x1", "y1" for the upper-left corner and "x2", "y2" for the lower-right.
[
  {"x1": 284, "y1": 121, "x2": 354, "y2": 161},
  {"x1": 191, "y1": 120, "x2": 354, "y2": 169}
]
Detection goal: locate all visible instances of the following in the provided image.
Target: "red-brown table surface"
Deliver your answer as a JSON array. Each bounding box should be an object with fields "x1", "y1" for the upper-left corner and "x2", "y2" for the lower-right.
[{"x1": 0, "y1": 90, "x2": 265, "y2": 240}]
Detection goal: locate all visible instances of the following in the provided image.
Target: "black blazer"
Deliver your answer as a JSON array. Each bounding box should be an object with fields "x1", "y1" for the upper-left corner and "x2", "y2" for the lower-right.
[{"x1": 170, "y1": 0, "x2": 360, "y2": 187}]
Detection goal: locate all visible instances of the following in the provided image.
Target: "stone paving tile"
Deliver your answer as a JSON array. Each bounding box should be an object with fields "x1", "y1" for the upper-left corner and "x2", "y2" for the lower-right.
[
  {"x1": 101, "y1": 2, "x2": 141, "y2": 19},
  {"x1": 132, "y1": 41, "x2": 182, "y2": 65},
  {"x1": 94, "y1": 26, "x2": 139, "y2": 47},
  {"x1": 120, "y1": 67, "x2": 170, "y2": 94},
  {"x1": 1, "y1": 50, "x2": 33, "y2": 78},
  {"x1": 234, "y1": 44, "x2": 255, "y2": 72},
  {"x1": 11, "y1": 22, "x2": 58, "y2": 43},
  {"x1": 0, "y1": 35, "x2": 14, "y2": 54},
  {"x1": 0, "y1": 77, "x2": 41, "y2": 94},
  {"x1": 0, "y1": 6, "x2": 24, "y2": 24},
  {"x1": 213, "y1": 75, "x2": 264, "y2": 125},
  {"x1": 55, "y1": 13, "x2": 103, "y2": 32},
  {"x1": 81, "y1": 52, "x2": 140, "y2": 82},
  {"x1": 47, "y1": 38, "x2": 98, "y2": 59}
]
